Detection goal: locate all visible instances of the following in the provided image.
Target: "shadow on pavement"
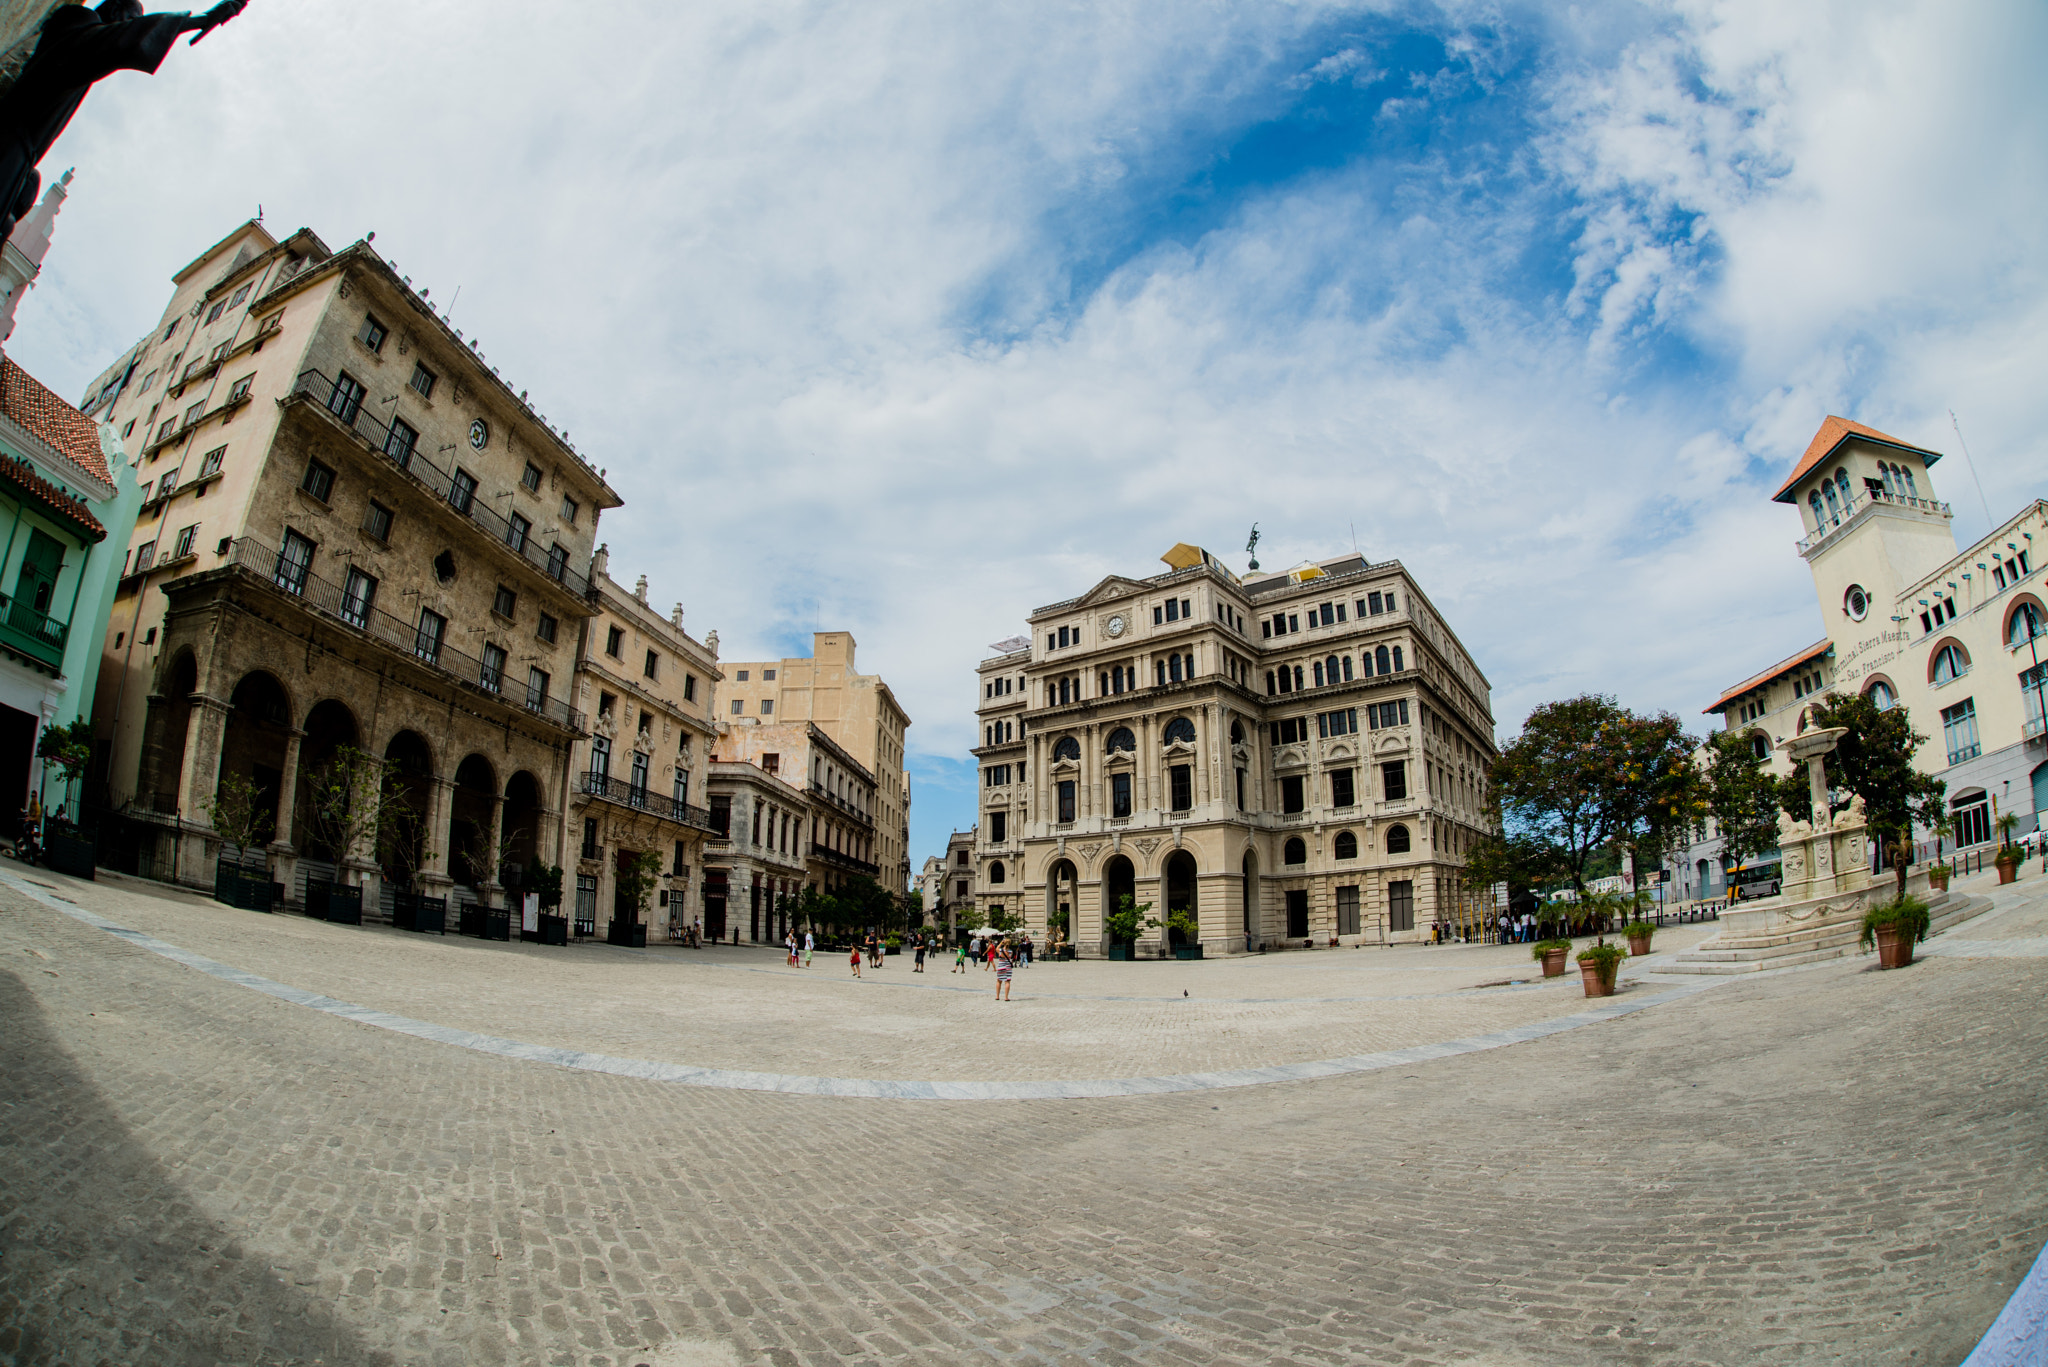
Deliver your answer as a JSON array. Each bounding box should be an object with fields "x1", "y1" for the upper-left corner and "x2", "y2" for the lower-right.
[{"x1": 0, "y1": 968, "x2": 387, "y2": 1366}]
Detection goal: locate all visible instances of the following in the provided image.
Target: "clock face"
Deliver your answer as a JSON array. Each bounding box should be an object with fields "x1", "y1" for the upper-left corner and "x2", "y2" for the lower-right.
[
  {"x1": 1106, "y1": 614, "x2": 1126, "y2": 638},
  {"x1": 469, "y1": 419, "x2": 489, "y2": 451}
]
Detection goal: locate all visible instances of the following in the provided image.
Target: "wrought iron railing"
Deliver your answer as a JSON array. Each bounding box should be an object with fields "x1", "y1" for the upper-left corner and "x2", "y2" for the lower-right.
[
  {"x1": 578, "y1": 770, "x2": 716, "y2": 830},
  {"x1": 807, "y1": 780, "x2": 874, "y2": 826},
  {"x1": 222, "y1": 534, "x2": 585, "y2": 731},
  {"x1": 284, "y1": 368, "x2": 594, "y2": 599},
  {"x1": 0, "y1": 591, "x2": 68, "y2": 665},
  {"x1": 809, "y1": 842, "x2": 880, "y2": 877}
]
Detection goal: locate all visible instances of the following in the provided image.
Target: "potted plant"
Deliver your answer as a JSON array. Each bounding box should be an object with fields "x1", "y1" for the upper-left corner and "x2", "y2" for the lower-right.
[
  {"x1": 200, "y1": 770, "x2": 274, "y2": 911},
  {"x1": 1167, "y1": 907, "x2": 1203, "y2": 959},
  {"x1": 1532, "y1": 937, "x2": 1571, "y2": 977},
  {"x1": 1103, "y1": 893, "x2": 1157, "y2": 961},
  {"x1": 1625, "y1": 919, "x2": 1656, "y2": 956},
  {"x1": 1994, "y1": 811, "x2": 2022, "y2": 884},
  {"x1": 1576, "y1": 942, "x2": 1626, "y2": 998},
  {"x1": 885, "y1": 932, "x2": 902, "y2": 955},
  {"x1": 1860, "y1": 893, "x2": 1930, "y2": 969}
]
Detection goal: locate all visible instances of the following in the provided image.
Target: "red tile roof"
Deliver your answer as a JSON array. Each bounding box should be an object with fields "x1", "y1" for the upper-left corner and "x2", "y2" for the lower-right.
[
  {"x1": 1706, "y1": 639, "x2": 1832, "y2": 714},
  {"x1": 1771, "y1": 415, "x2": 1942, "y2": 504},
  {"x1": 0, "y1": 452, "x2": 106, "y2": 541},
  {"x1": 0, "y1": 356, "x2": 110, "y2": 486}
]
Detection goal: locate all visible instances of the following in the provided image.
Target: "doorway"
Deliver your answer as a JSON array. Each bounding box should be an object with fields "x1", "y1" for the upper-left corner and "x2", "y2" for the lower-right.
[
  {"x1": 1285, "y1": 889, "x2": 1309, "y2": 938},
  {"x1": 1164, "y1": 850, "x2": 1197, "y2": 947}
]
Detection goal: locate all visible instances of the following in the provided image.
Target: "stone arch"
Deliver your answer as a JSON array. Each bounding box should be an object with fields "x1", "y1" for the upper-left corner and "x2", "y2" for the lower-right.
[
  {"x1": 379, "y1": 730, "x2": 435, "y2": 889},
  {"x1": 449, "y1": 753, "x2": 499, "y2": 890},
  {"x1": 1283, "y1": 836, "x2": 1307, "y2": 865},
  {"x1": 502, "y1": 769, "x2": 545, "y2": 881},
  {"x1": 292, "y1": 698, "x2": 360, "y2": 862},
  {"x1": 1927, "y1": 636, "x2": 1971, "y2": 685},
  {"x1": 1100, "y1": 854, "x2": 1134, "y2": 943},
  {"x1": 2003, "y1": 593, "x2": 2046, "y2": 648},
  {"x1": 141, "y1": 647, "x2": 199, "y2": 810},
  {"x1": 1163, "y1": 849, "x2": 1197, "y2": 946},
  {"x1": 1047, "y1": 857, "x2": 1079, "y2": 940},
  {"x1": 1241, "y1": 849, "x2": 1258, "y2": 942},
  {"x1": 219, "y1": 670, "x2": 293, "y2": 849}
]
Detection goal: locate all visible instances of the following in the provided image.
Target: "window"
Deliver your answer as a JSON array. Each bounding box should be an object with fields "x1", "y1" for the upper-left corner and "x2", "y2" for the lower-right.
[
  {"x1": 1366, "y1": 700, "x2": 1409, "y2": 730},
  {"x1": 363, "y1": 501, "x2": 393, "y2": 541},
  {"x1": 198, "y1": 446, "x2": 225, "y2": 477},
  {"x1": 521, "y1": 462, "x2": 542, "y2": 492},
  {"x1": 476, "y1": 643, "x2": 506, "y2": 693},
  {"x1": 1334, "y1": 884, "x2": 1361, "y2": 936},
  {"x1": 384, "y1": 417, "x2": 418, "y2": 466},
  {"x1": 172, "y1": 524, "x2": 197, "y2": 558},
  {"x1": 1941, "y1": 698, "x2": 1980, "y2": 765},
  {"x1": 328, "y1": 371, "x2": 366, "y2": 423},
  {"x1": 492, "y1": 584, "x2": 517, "y2": 618},
  {"x1": 1953, "y1": 797, "x2": 1990, "y2": 848},
  {"x1": 155, "y1": 471, "x2": 176, "y2": 499},
  {"x1": 582, "y1": 818, "x2": 600, "y2": 860},
  {"x1": 2010, "y1": 602, "x2": 2045, "y2": 648},
  {"x1": 299, "y1": 458, "x2": 335, "y2": 502},
  {"x1": 1169, "y1": 765, "x2": 1192, "y2": 811},
  {"x1": 1052, "y1": 736, "x2": 1080, "y2": 762},
  {"x1": 526, "y1": 667, "x2": 550, "y2": 711},
  {"x1": 1162, "y1": 716, "x2": 1196, "y2": 745},
  {"x1": 274, "y1": 529, "x2": 314, "y2": 594},
  {"x1": 629, "y1": 751, "x2": 650, "y2": 797},
  {"x1": 227, "y1": 374, "x2": 253, "y2": 404},
  {"x1": 1382, "y1": 761, "x2": 1408, "y2": 801},
  {"x1": 682, "y1": 673, "x2": 696, "y2": 702},
  {"x1": 1932, "y1": 644, "x2": 1969, "y2": 685},
  {"x1": 358, "y1": 316, "x2": 387, "y2": 352},
  {"x1": 987, "y1": 860, "x2": 1006, "y2": 885},
  {"x1": 763, "y1": 669, "x2": 776, "y2": 681},
  {"x1": 1388, "y1": 880, "x2": 1414, "y2": 932},
  {"x1": 546, "y1": 544, "x2": 569, "y2": 581},
  {"x1": 414, "y1": 608, "x2": 446, "y2": 664},
  {"x1": 505, "y1": 511, "x2": 531, "y2": 554},
  {"x1": 1110, "y1": 772, "x2": 1131, "y2": 818},
  {"x1": 1318, "y1": 708, "x2": 1359, "y2": 738},
  {"x1": 1331, "y1": 770, "x2": 1355, "y2": 808},
  {"x1": 759, "y1": 699, "x2": 774, "y2": 714},
  {"x1": 449, "y1": 467, "x2": 477, "y2": 515},
  {"x1": 1334, "y1": 831, "x2": 1358, "y2": 860},
  {"x1": 1283, "y1": 837, "x2": 1306, "y2": 866},
  {"x1": 1106, "y1": 727, "x2": 1136, "y2": 753},
  {"x1": 140, "y1": 369, "x2": 157, "y2": 392},
  {"x1": 731, "y1": 699, "x2": 744, "y2": 715},
  {"x1": 990, "y1": 810, "x2": 1007, "y2": 843},
  {"x1": 735, "y1": 670, "x2": 749, "y2": 681},
  {"x1": 341, "y1": 567, "x2": 377, "y2": 627},
  {"x1": 606, "y1": 625, "x2": 624, "y2": 657},
  {"x1": 432, "y1": 550, "x2": 456, "y2": 583},
  {"x1": 154, "y1": 417, "x2": 177, "y2": 444},
  {"x1": 673, "y1": 838, "x2": 689, "y2": 875},
  {"x1": 590, "y1": 736, "x2": 613, "y2": 780},
  {"x1": 1386, "y1": 823, "x2": 1411, "y2": 853},
  {"x1": 228, "y1": 282, "x2": 251, "y2": 308},
  {"x1": 1866, "y1": 678, "x2": 1896, "y2": 710},
  {"x1": 409, "y1": 362, "x2": 437, "y2": 400},
  {"x1": 644, "y1": 649, "x2": 659, "y2": 680},
  {"x1": 1057, "y1": 780, "x2": 1076, "y2": 823},
  {"x1": 1844, "y1": 584, "x2": 1870, "y2": 621},
  {"x1": 709, "y1": 797, "x2": 731, "y2": 839},
  {"x1": 133, "y1": 540, "x2": 156, "y2": 572},
  {"x1": 561, "y1": 496, "x2": 579, "y2": 524},
  {"x1": 206, "y1": 300, "x2": 226, "y2": 325},
  {"x1": 598, "y1": 692, "x2": 616, "y2": 717},
  {"x1": 1281, "y1": 774, "x2": 1305, "y2": 813}
]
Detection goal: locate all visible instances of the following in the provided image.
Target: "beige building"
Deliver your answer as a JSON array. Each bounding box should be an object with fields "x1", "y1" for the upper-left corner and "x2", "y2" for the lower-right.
[
  {"x1": 77, "y1": 220, "x2": 618, "y2": 904},
  {"x1": 976, "y1": 543, "x2": 1497, "y2": 954},
  {"x1": 718, "y1": 631, "x2": 912, "y2": 890},
  {"x1": 1685, "y1": 416, "x2": 2048, "y2": 880},
  {"x1": 706, "y1": 719, "x2": 880, "y2": 942},
  {"x1": 562, "y1": 551, "x2": 721, "y2": 944}
]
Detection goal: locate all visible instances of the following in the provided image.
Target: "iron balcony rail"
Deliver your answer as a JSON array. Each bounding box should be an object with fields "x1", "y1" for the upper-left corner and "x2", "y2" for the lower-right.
[
  {"x1": 0, "y1": 591, "x2": 69, "y2": 666},
  {"x1": 1797, "y1": 488, "x2": 1953, "y2": 555},
  {"x1": 222, "y1": 534, "x2": 586, "y2": 732},
  {"x1": 807, "y1": 780, "x2": 874, "y2": 826},
  {"x1": 285, "y1": 368, "x2": 595, "y2": 600},
  {"x1": 809, "y1": 842, "x2": 881, "y2": 877},
  {"x1": 577, "y1": 770, "x2": 716, "y2": 831}
]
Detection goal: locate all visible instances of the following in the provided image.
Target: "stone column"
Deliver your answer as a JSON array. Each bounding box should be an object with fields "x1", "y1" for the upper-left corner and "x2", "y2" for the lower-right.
[
  {"x1": 173, "y1": 696, "x2": 231, "y2": 821},
  {"x1": 480, "y1": 794, "x2": 505, "y2": 907},
  {"x1": 421, "y1": 776, "x2": 456, "y2": 895},
  {"x1": 266, "y1": 726, "x2": 308, "y2": 893}
]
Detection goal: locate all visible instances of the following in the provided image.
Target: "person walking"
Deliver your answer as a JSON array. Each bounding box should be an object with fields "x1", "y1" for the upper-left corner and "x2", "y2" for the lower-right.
[
  {"x1": 913, "y1": 935, "x2": 927, "y2": 973},
  {"x1": 803, "y1": 929, "x2": 814, "y2": 968},
  {"x1": 994, "y1": 945, "x2": 1014, "y2": 1001},
  {"x1": 953, "y1": 939, "x2": 968, "y2": 973},
  {"x1": 849, "y1": 940, "x2": 862, "y2": 978}
]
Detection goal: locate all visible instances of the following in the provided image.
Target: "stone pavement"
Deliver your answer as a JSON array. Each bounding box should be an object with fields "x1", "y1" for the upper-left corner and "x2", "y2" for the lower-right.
[{"x1": 0, "y1": 865, "x2": 2043, "y2": 1366}]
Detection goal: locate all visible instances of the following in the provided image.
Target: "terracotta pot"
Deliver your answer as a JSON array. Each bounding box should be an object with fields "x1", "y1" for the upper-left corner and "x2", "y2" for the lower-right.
[
  {"x1": 1874, "y1": 925, "x2": 1915, "y2": 970},
  {"x1": 1627, "y1": 931, "x2": 1653, "y2": 956},
  {"x1": 1580, "y1": 958, "x2": 1618, "y2": 998},
  {"x1": 1929, "y1": 870, "x2": 1950, "y2": 892},
  {"x1": 1996, "y1": 858, "x2": 2018, "y2": 885},
  {"x1": 1541, "y1": 947, "x2": 1568, "y2": 977}
]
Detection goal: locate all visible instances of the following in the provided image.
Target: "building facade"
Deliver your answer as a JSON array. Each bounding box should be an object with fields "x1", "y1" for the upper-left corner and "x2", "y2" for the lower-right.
[
  {"x1": 974, "y1": 543, "x2": 1498, "y2": 955},
  {"x1": 0, "y1": 356, "x2": 140, "y2": 814},
  {"x1": 1679, "y1": 416, "x2": 2048, "y2": 888},
  {"x1": 79, "y1": 221, "x2": 619, "y2": 901},
  {"x1": 562, "y1": 552, "x2": 721, "y2": 942},
  {"x1": 717, "y1": 631, "x2": 912, "y2": 890}
]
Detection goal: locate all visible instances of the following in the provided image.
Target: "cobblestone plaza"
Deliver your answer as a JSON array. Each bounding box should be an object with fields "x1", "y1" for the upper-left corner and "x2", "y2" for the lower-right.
[{"x1": 1, "y1": 867, "x2": 2043, "y2": 1365}]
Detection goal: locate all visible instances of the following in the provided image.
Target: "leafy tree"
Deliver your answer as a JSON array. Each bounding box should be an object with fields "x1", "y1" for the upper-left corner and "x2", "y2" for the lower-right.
[
  {"x1": 306, "y1": 746, "x2": 409, "y2": 877},
  {"x1": 199, "y1": 770, "x2": 272, "y2": 861},
  {"x1": 378, "y1": 803, "x2": 436, "y2": 893},
  {"x1": 986, "y1": 903, "x2": 1021, "y2": 933},
  {"x1": 1464, "y1": 831, "x2": 1562, "y2": 897},
  {"x1": 1103, "y1": 893, "x2": 1157, "y2": 943},
  {"x1": 1490, "y1": 695, "x2": 1702, "y2": 934},
  {"x1": 1702, "y1": 729, "x2": 1784, "y2": 873},
  {"x1": 835, "y1": 876, "x2": 898, "y2": 932},
  {"x1": 1777, "y1": 692, "x2": 1945, "y2": 896},
  {"x1": 34, "y1": 719, "x2": 92, "y2": 817},
  {"x1": 953, "y1": 903, "x2": 987, "y2": 935},
  {"x1": 614, "y1": 848, "x2": 664, "y2": 921}
]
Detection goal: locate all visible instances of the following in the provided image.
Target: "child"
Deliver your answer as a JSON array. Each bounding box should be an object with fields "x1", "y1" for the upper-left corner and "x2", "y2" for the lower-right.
[
  {"x1": 953, "y1": 940, "x2": 968, "y2": 973},
  {"x1": 850, "y1": 941, "x2": 862, "y2": 978}
]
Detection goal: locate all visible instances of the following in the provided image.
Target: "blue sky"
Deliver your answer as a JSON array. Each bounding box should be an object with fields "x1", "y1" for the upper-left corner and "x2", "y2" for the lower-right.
[{"x1": 11, "y1": 0, "x2": 2046, "y2": 873}]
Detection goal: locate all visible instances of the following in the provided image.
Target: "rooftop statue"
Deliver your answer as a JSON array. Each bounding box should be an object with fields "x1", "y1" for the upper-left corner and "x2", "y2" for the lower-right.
[{"x1": 0, "y1": 1, "x2": 247, "y2": 244}]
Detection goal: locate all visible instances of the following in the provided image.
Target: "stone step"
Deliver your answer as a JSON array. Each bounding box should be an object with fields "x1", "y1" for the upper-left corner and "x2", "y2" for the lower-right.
[{"x1": 1661, "y1": 892, "x2": 1993, "y2": 976}]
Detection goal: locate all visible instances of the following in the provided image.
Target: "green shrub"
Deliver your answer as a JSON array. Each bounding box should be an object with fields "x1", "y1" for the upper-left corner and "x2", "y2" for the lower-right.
[
  {"x1": 1576, "y1": 942, "x2": 1627, "y2": 970},
  {"x1": 1859, "y1": 893, "x2": 1930, "y2": 952},
  {"x1": 1624, "y1": 921, "x2": 1656, "y2": 943},
  {"x1": 1531, "y1": 937, "x2": 1572, "y2": 960}
]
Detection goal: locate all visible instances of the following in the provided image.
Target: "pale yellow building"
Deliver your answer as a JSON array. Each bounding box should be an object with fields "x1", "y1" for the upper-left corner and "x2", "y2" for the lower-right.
[
  {"x1": 718, "y1": 631, "x2": 912, "y2": 891},
  {"x1": 976, "y1": 544, "x2": 1498, "y2": 954}
]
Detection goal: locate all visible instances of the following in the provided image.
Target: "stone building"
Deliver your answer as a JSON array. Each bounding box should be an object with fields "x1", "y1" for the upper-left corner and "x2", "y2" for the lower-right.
[
  {"x1": 716, "y1": 631, "x2": 912, "y2": 891},
  {"x1": 78, "y1": 220, "x2": 619, "y2": 902},
  {"x1": 1678, "y1": 416, "x2": 2048, "y2": 883},
  {"x1": 974, "y1": 543, "x2": 1497, "y2": 954},
  {"x1": 705, "y1": 719, "x2": 880, "y2": 942},
  {"x1": 561, "y1": 552, "x2": 721, "y2": 943}
]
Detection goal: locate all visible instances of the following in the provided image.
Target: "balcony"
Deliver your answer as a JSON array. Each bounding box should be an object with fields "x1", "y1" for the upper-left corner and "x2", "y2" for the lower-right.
[
  {"x1": 283, "y1": 368, "x2": 594, "y2": 600},
  {"x1": 577, "y1": 770, "x2": 717, "y2": 832},
  {"x1": 220, "y1": 534, "x2": 586, "y2": 732},
  {"x1": 2026, "y1": 714, "x2": 2047, "y2": 741},
  {"x1": 1797, "y1": 488, "x2": 1953, "y2": 555},
  {"x1": 0, "y1": 592, "x2": 68, "y2": 669},
  {"x1": 810, "y1": 842, "x2": 880, "y2": 877},
  {"x1": 808, "y1": 780, "x2": 875, "y2": 827}
]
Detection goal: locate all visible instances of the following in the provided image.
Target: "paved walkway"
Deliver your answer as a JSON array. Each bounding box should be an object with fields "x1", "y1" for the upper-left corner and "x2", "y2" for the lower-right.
[{"x1": 0, "y1": 864, "x2": 2042, "y2": 1365}]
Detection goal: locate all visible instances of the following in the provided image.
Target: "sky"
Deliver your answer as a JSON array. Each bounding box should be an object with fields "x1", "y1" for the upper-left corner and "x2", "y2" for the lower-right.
[{"x1": 9, "y1": 0, "x2": 2045, "y2": 873}]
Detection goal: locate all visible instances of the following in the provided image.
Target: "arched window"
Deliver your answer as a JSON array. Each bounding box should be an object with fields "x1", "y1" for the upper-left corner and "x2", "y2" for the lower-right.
[
  {"x1": 1392, "y1": 646, "x2": 1404, "y2": 671},
  {"x1": 1106, "y1": 727, "x2": 1136, "y2": 753},
  {"x1": 1902, "y1": 465, "x2": 1918, "y2": 498},
  {"x1": 1385, "y1": 824, "x2": 1411, "y2": 854},
  {"x1": 1334, "y1": 831, "x2": 1358, "y2": 860},
  {"x1": 1836, "y1": 468, "x2": 1852, "y2": 511},
  {"x1": 1169, "y1": 654, "x2": 1183, "y2": 683},
  {"x1": 1932, "y1": 643, "x2": 1969, "y2": 685},
  {"x1": 1822, "y1": 480, "x2": 1841, "y2": 522},
  {"x1": 1750, "y1": 735, "x2": 1767, "y2": 760},
  {"x1": 1866, "y1": 678, "x2": 1896, "y2": 710},
  {"x1": 1881, "y1": 464, "x2": 1897, "y2": 497},
  {"x1": 1052, "y1": 736, "x2": 1081, "y2": 762},
  {"x1": 1326, "y1": 655, "x2": 1339, "y2": 684},
  {"x1": 1283, "y1": 837, "x2": 1307, "y2": 865},
  {"x1": 1099, "y1": 672, "x2": 1109, "y2": 695},
  {"x1": 1230, "y1": 720, "x2": 1245, "y2": 744},
  {"x1": 989, "y1": 860, "x2": 1006, "y2": 885},
  {"x1": 1809, "y1": 490, "x2": 1825, "y2": 529},
  {"x1": 1313, "y1": 660, "x2": 1325, "y2": 687},
  {"x1": 1266, "y1": 670, "x2": 1277, "y2": 695},
  {"x1": 1375, "y1": 645, "x2": 1391, "y2": 674},
  {"x1": 1341, "y1": 655, "x2": 1353, "y2": 682},
  {"x1": 2009, "y1": 601, "x2": 2045, "y2": 648},
  {"x1": 1162, "y1": 717, "x2": 1196, "y2": 745}
]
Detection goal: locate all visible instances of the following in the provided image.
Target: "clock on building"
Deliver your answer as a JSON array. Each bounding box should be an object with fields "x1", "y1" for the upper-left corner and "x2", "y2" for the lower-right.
[
  {"x1": 469, "y1": 418, "x2": 489, "y2": 451},
  {"x1": 1106, "y1": 614, "x2": 1126, "y2": 638}
]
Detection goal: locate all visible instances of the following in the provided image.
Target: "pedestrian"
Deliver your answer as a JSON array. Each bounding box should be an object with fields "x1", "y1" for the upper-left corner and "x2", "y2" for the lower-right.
[
  {"x1": 954, "y1": 939, "x2": 968, "y2": 973},
  {"x1": 995, "y1": 946, "x2": 1014, "y2": 1001},
  {"x1": 849, "y1": 940, "x2": 862, "y2": 978},
  {"x1": 913, "y1": 935, "x2": 927, "y2": 972},
  {"x1": 1021, "y1": 934, "x2": 1033, "y2": 966},
  {"x1": 786, "y1": 931, "x2": 797, "y2": 967},
  {"x1": 803, "y1": 929, "x2": 814, "y2": 967}
]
